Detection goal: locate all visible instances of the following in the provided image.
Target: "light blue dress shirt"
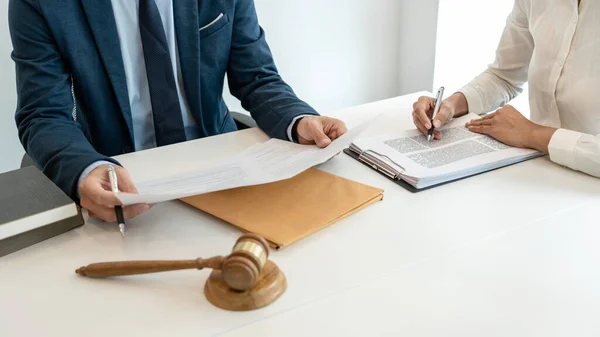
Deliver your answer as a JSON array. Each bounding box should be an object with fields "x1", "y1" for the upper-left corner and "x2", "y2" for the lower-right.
[
  {"x1": 78, "y1": 0, "x2": 305, "y2": 194},
  {"x1": 112, "y1": 0, "x2": 199, "y2": 151}
]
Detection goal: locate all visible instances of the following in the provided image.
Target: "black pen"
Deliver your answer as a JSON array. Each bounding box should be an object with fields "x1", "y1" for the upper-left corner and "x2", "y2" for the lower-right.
[
  {"x1": 428, "y1": 86, "x2": 445, "y2": 142},
  {"x1": 107, "y1": 164, "x2": 126, "y2": 236}
]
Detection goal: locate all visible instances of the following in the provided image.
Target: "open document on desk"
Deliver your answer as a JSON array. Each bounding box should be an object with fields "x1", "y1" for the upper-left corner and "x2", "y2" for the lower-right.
[
  {"x1": 117, "y1": 117, "x2": 376, "y2": 205},
  {"x1": 348, "y1": 113, "x2": 544, "y2": 190}
]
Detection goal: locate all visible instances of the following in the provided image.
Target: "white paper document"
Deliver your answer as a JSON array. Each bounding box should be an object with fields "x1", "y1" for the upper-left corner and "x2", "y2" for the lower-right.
[
  {"x1": 117, "y1": 118, "x2": 375, "y2": 205},
  {"x1": 350, "y1": 113, "x2": 544, "y2": 189}
]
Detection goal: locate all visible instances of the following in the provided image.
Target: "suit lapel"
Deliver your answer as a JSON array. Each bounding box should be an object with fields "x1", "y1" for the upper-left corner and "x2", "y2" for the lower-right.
[
  {"x1": 80, "y1": 0, "x2": 134, "y2": 143},
  {"x1": 173, "y1": 0, "x2": 205, "y2": 136}
]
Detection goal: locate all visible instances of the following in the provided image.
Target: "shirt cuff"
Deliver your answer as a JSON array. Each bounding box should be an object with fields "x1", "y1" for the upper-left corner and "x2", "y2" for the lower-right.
[
  {"x1": 77, "y1": 160, "x2": 113, "y2": 198},
  {"x1": 457, "y1": 84, "x2": 486, "y2": 115},
  {"x1": 287, "y1": 115, "x2": 311, "y2": 142},
  {"x1": 548, "y1": 128, "x2": 584, "y2": 169}
]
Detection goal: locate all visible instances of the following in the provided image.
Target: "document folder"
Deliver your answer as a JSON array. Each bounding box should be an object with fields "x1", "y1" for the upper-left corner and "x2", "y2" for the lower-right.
[
  {"x1": 180, "y1": 168, "x2": 383, "y2": 250},
  {"x1": 344, "y1": 141, "x2": 543, "y2": 193},
  {"x1": 343, "y1": 113, "x2": 545, "y2": 192},
  {"x1": 344, "y1": 148, "x2": 448, "y2": 193}
]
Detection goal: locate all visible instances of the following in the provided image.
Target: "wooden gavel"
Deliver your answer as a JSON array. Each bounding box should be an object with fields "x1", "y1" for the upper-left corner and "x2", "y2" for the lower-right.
[
  {"x1": 76, "y1": 234, "x2": 277, "y2": 294},
  {"x1": 76, "y1": 233, "x2": 286, "y2": 310}
]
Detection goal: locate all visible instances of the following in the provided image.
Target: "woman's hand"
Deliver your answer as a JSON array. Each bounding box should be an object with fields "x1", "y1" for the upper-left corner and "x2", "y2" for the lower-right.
[
  {"x1": 466, "y1": 105, "x2": 557, "y2": 153},
  {"x1": 412, "y1": 92, "x2": 470, "y2": 140}
]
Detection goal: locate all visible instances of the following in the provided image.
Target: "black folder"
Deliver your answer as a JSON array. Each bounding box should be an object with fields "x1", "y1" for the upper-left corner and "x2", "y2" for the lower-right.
[
  {"x1": 344, "y1": 148, "x2": 425, "y2": 193},
  {"x1": 343, "y1": 148, "x2": 535, "y2": 193}
]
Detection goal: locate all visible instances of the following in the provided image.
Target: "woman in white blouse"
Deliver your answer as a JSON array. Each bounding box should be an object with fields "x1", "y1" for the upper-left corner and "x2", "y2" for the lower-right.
[{"x1": 412, "y1": 0, "x2": 599, "y2": 178}]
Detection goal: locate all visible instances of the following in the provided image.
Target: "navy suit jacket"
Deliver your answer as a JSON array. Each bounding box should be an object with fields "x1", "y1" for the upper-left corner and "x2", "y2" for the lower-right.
[{"x1": 9, "y1": 0, "x2": 318, "y2": 202}]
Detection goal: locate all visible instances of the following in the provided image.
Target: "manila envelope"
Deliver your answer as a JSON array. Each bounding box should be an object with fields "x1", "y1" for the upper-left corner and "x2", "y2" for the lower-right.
[{"x1": 180, "y1": 168, "x2": 383, "y2": 249}]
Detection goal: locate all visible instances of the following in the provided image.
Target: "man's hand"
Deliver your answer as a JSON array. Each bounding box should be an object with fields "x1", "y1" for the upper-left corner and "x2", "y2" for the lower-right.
[
  {"x1": 295, "y1": 116, "x2": 348, "y2": 148},
  {"x1": 79, "y1": 164, "x2": 149, "y2": 222},
  {"x1": 412, "y1": 92, "x2": 469, "y2": 140},
  {"x1": 466, "y1": 105, "x2": 557, "y2": 153}
]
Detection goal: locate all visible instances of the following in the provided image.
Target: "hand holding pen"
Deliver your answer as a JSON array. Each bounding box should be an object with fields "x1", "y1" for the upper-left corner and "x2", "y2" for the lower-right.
[
  {"x1": 78, "y1": 164, "x2": 149, "y2": 230},
  {"x1": 412, "y1": 87, "x2": 459, "y2": 140}
]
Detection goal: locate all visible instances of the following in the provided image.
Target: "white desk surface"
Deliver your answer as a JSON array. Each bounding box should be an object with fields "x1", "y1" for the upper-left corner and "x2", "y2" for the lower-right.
[
  {"x1": 1, "y1": 92, "x2": 599, "y2": 337},
  {"x1": 220, "y1": 201, "x2": 600, "y2": 337}
]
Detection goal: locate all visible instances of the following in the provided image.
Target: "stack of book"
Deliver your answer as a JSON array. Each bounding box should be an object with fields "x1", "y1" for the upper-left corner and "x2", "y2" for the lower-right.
[{"x1": 0, "y1": 166, "x2": 84, "y2": 257}]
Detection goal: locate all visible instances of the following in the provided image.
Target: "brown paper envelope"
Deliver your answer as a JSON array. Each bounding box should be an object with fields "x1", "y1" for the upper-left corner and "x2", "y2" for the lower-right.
[{"x1": 181, "y1": 168, "x2": 383, "y2": 249}]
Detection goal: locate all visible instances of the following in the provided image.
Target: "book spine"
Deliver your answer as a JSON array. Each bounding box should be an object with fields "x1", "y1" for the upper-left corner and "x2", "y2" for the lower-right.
[{"x1": 0, "y1": 212, "x2": 84, "y2": 258}]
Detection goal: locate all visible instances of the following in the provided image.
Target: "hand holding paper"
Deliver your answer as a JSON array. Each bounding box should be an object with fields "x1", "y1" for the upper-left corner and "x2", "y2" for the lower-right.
[{"x1": 116, "y1": 118, "x2": 375, "y2": 206}]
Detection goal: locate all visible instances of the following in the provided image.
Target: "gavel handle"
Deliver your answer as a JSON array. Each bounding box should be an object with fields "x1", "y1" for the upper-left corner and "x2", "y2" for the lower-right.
[{"x1": 75, "y1": 256, "x2": 225, "y2": 278}]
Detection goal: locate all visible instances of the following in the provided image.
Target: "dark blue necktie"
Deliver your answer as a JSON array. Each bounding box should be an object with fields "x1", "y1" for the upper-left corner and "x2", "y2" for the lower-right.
[{"x1": 139, "y1": 0, "x2": 186, "y2": 146}]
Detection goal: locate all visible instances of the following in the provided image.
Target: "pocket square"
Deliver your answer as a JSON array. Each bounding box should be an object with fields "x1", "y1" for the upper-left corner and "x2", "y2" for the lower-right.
[{"x1": 200, "y1": 13, "x2": 224, "y2": 31}]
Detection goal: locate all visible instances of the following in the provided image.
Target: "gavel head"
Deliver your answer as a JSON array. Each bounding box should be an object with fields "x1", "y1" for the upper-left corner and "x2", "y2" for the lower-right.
[{"x1": 221, "y1": 233, "x2": 270, "y2": 291}]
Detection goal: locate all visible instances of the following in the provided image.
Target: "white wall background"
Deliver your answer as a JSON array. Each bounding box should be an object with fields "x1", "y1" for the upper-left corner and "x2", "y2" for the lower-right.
[
  {"x1": 0, "y1": 0, "x2": 440, "y2": 174},
  {"x1": 0, "y1": 1, "x2": 22, "y2": 174},
  {"x1": 224, "y1": 0, "x2": 440, "y2": 114},
  {"x1": 433, "y1": 0, "x2": 530, "y2": 116},
  {"x1": 397, "y1": 0, "x2": 440, "y2": 96}
]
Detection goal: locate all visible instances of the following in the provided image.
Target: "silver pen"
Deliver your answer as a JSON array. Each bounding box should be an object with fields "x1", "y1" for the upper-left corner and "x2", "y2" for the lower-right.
[
  {"x1": 107, "y1": 164, "x2": 126, "y2": 236},
  {"x1": 427, "y1": 86, "x2": 445, "y2": 142}
]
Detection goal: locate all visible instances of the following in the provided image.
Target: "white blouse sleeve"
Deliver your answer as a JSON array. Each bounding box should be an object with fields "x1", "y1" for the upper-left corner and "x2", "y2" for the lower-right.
[
  {"x1": 458, "y1": 0, "x2": 534, "y2": 115},
  {"x1": 548, "y1": 129, "x2": 600, "y2": 178}
]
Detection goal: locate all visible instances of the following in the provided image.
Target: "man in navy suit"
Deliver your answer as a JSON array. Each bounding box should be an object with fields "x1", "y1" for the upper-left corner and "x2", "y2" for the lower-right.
[{"x1": 9, "y1": 0, "x2": 347, "y2": 222}]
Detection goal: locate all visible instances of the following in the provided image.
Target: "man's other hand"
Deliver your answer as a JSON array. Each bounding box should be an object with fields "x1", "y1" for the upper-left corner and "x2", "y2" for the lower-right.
[
  {"x1": 79, "y1": 164, "x2": 149, "y2": 222},
  {"x1": 295, "y1": 116, "x2": 348, "y2": 148}
]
